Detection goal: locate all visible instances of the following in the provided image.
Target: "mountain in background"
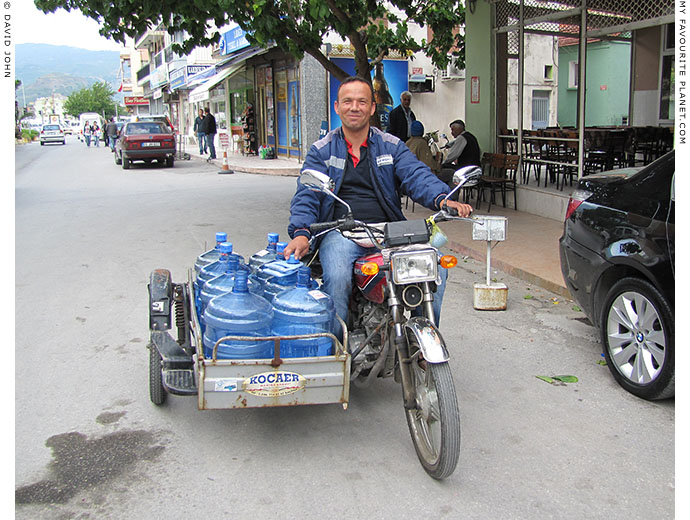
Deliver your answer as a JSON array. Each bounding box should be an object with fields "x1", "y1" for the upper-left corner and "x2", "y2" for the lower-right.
[{"x1": 16, "y1": 43, "x2": 123, "y2": 104}]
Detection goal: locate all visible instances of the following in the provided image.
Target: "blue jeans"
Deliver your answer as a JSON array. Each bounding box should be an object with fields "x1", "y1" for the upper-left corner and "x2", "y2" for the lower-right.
[
  {"x1": 207, "y1": 133, "x2": 216, "y2": 159},
  {"x1": 109, "y1": 136, "x2": 117, "y2": 151},
  {"x1": 94, "y1": 135, "x2": 100, "y2": 147},
  {"x1": 318, "y1": 231, "x2": 447, "y2": 340},
  {"x1": 197, "y1": 132, "x2": 206, "y2": 154},
  {"x1": 85, "y1": 135, "x2": 91, "y2": 147}
]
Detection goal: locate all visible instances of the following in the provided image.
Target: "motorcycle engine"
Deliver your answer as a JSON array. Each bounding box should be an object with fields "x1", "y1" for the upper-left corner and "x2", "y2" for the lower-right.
[{"x1": 349, "y1": 297, "x2": 387, "y2": 375}]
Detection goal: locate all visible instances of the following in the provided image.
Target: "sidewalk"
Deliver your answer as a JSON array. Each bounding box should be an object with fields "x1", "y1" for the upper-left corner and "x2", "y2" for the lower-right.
[{"x1": 195, "y1": 151, "x2": 570, "y2": 298}]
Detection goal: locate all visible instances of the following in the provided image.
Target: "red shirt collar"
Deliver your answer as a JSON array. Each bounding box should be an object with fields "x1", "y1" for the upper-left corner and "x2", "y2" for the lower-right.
[{"x1": 344, "y1": 136, "x2": 368, "y2": 168}]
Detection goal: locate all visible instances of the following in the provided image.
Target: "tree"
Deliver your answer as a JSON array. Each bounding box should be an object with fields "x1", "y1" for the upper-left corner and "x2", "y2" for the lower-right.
[
  {"x1": 63, "y1": 81, "x2": 117, "y2": 118},
  {"x1": 34, "y1": 0, "x2": 465, "y2": 82}
]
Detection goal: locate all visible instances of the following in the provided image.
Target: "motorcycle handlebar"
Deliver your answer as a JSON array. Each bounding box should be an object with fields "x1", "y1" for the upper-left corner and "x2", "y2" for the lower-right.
[{"x1": 309, "y1": 217, "x2": 358, "y2": 235}]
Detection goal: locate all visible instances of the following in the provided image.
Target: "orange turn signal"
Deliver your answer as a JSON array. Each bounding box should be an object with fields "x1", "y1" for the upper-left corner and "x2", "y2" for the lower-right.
[
  {"x1": 440, "y1": 255, "x2": 458, "y2": 269},
  {"x1": 361, "y1": 262, "x2": 380, "y2": 276}
]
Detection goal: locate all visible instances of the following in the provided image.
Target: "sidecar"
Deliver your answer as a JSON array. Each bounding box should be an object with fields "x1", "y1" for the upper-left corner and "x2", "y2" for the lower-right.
[{"x1": 147, "y1": 268, "x2": 351, "y2": 410}]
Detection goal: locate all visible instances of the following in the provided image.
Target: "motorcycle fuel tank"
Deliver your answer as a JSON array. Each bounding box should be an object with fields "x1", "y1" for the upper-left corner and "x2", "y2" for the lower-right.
[{"x1": 354, "y1": 252, "x2": 386, "y2": 304}]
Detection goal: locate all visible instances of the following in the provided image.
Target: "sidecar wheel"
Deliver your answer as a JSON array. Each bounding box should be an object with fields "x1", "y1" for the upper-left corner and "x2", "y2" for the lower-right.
[
  {"x1": 149, "y1": 343, "x2": 167, "y2": 405},
  {"x1": 405, "y1": 342, "x2": 460, "y2": 479}
]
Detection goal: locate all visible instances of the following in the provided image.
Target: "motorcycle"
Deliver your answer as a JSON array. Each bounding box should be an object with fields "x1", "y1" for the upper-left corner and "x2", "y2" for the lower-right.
[
  {"x1": 146, "y1": 165, "x2": 482, "y2": 481},
  {"x1": 298, "y1": 165, "x2": 482, "y2": 479}
]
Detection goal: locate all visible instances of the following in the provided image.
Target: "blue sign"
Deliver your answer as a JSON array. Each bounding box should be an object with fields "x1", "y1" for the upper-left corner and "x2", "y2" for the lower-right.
[{"x1": 220, "y1": 24, "x2": 250, "y2": 56}]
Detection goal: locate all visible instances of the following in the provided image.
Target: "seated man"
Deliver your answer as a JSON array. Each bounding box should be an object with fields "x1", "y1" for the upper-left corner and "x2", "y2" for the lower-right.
[
  {"x1": 283, "y1": 76, "x2": 472, "y2": 340},
  {"x1": 405, "y1": 121, "x2": 441, "y2": 175}
]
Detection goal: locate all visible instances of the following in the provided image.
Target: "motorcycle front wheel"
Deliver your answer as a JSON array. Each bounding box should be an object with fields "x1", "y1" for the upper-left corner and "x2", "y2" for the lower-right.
[{"x1": 405, "y1": 341, "x2": 461, "y2": 479}]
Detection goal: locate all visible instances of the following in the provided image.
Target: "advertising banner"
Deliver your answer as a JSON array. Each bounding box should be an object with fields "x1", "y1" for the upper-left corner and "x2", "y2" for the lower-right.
[{"x1": 328, "y1": 57, "x2": 408, "y2": 131}]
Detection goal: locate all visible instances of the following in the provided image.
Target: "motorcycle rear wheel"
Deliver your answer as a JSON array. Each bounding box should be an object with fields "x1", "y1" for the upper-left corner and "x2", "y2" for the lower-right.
[{"x1": 405, "y1": 343, "x2": 461, "y2": 480}]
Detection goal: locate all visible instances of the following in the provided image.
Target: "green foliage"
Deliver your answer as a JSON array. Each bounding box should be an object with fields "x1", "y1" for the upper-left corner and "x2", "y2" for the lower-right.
[
  {"x1": 21, "y1": 129, "x2": 39, "y2": 142},
  {"x1": 35, "y1": 0, "x2": 465, "y2": 81},
  {"x1": 63, "y1": 81, "x2": 117, "y2": 118}
]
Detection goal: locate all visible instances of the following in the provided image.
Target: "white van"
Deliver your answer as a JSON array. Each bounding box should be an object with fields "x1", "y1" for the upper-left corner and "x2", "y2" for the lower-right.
[{"x1": 78, "y1": 112, "x2": 104, "y2": 142}]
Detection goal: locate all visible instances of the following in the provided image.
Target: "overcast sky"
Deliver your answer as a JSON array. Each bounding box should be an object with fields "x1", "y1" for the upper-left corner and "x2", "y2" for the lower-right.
[{"x1": 15, "y1": 1, "x2": 123, "y2": 51}]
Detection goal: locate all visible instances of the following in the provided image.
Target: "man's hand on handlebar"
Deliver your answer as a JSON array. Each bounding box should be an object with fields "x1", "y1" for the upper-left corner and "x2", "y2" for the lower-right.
[
  {"x1": 441, "y1": 199, "x2": 473, "y2": 218},
  {"x1": 284, "y1": 235, "x2": 310, "y2": 259}
]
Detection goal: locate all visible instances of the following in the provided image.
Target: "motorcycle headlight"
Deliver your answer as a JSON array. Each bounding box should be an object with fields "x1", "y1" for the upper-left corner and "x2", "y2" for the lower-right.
[{"x1": 390, "y1": 250, "x2": 437, "y2": 284}]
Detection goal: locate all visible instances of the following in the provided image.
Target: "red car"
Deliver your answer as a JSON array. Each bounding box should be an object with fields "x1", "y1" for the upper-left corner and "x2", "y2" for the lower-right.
[{"x1": 114, "y1": 121, "x2": 176, "y2": 169}]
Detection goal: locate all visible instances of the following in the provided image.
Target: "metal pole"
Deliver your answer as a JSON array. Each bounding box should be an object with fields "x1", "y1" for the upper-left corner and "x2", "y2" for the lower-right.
[
  {"x1": 577, "y1": 0, "x2": 588, "y2": 179},
  {"x1": 486, "y1": 241, "x2": 492, "y2": 286},
  {"x1": 518, "y1": 0, "x2": 525, "y2": 174}
]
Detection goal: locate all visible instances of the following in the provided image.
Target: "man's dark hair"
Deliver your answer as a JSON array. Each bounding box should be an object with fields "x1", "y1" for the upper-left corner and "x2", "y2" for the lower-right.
[
  {"x1": 337, "y1": 76, "x2": 375, "y2": 102},
  {"x1": 205, "y1": 107, "x2": 210, "y2": 114},
  {"x1": 450, "y1": 119, "x2": 465, "y2": 128}
]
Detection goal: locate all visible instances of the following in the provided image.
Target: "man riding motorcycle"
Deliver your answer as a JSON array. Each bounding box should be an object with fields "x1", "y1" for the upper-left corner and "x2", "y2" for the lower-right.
[{"x1": 284, "y1": 76, "x2": 473, "y2": 337}]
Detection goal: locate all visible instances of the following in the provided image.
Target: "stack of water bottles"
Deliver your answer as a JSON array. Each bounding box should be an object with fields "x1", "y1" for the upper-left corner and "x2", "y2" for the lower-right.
[{"x1": 193, "y1": 232, "x2": 336, "y2": 360}]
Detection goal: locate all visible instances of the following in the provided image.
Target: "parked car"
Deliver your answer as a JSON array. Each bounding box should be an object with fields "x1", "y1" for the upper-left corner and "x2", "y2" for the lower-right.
[
  {"x1": 39, "y1": 124, "x2": 65, "y2": 145},
  {"x1": 134, "y1": 114, "x2": 174, "y2": 132},
  {"x1": 559, "y1": 150, "x2": 674, "y2": 400},
  {"x1": 62, "y1": 123, "x2": 73, "y2": 135},
  {"x1": 114, "y1": 121, "x2": 176, "y2": 169}
]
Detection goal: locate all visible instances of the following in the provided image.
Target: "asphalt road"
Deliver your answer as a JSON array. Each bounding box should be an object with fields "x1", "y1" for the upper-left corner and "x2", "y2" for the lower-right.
[{"x1": 15, "y1": 136, "x2": 675, "y2": 519}]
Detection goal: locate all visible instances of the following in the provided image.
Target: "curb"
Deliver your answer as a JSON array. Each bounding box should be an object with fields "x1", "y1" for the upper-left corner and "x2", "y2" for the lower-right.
[
  {"x1": 446, "y1": 238, "x2": 572, "y2": 299},
  {"x1": 190, "y1": 154, "x2": 300, "y2": 176}
]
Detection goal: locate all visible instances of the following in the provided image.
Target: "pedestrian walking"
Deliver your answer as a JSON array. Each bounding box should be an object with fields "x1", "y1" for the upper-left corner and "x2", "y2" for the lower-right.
[
  {"x1": 83, "y1": 121, "x2": 92, "y2": 147},
  {"x1": 193, "y1": 109, "x2": 206, "y2": 154},
  {"x1": 202, "y1": 107, "x2": 217, "y2": 160},
  {"x1": 92, "y1": 123, "x2": 101, "y2": 147},
  {"x1": 106, "y1": 118, "x2": 119, "y2": 152}
]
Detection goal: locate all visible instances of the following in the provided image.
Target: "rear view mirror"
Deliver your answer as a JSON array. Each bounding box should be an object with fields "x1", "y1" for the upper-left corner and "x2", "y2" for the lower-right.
[
  {"x1": 453, "y1": 165, "x2": 482, "y2": 187},
  {"x1": 300, "y1": 169, "x2": 334, "y2": 192}
]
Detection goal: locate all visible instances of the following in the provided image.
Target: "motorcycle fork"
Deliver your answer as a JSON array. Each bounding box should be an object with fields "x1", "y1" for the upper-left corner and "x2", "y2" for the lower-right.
[{"x1": 387, "y1": 279, "x2": 416, "y2": 409}]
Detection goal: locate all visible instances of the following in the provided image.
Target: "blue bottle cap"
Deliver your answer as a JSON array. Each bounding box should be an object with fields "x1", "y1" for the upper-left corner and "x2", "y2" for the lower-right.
[
  {"x1": 276, "y1": 242, "x2": 288, "y2": 253},
  {"x1": 268, "y1": 233, "x2": 279, "y2": 244},
  {"x1": 219, "y1": 242, "x2": 233, "y2": 254},
  {"x1": 215, "y1": 232, "x2": 227, "y2": 243},
  {"x1": 287, "y1": 254, "x2": 299, "y2": 265}
]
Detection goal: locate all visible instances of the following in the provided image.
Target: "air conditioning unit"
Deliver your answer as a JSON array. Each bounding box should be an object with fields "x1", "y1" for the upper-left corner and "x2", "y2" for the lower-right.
[{"x1": 441, "y1": 56, "x2": 465, "y2": 80}]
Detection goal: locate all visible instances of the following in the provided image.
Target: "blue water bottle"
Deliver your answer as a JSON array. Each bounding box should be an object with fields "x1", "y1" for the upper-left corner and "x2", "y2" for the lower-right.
[
  {"x1": 194, "y1": 232, "x2": 226, "y2": 297},
  {"x1": 249, "y1": 233, "x2": 280, "y2": 273},
  {"x1": 271, "y1": 266, "x2": 336, "y2": 357},
  {"x1": 195, "y1": 232, "x2": 227, "y2": 276},
  {"x1": 202, "y1": 271, "x2": 274, "y2": 360},
  {"x1": 262, "y1": 254, "x2": 303, "y2": 302},
  {"x1": 197, "y1": 242, "x2": 247, "y2": 293},
  {"x1": 199, "y1": 255, "x2": 263, "y2": 320},
  {"x1": 250, "y1": 241, "x2": 288, "y2": 293}
]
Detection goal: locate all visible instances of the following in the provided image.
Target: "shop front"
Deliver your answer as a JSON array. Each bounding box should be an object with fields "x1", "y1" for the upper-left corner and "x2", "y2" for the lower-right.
[{"x1": 255, "y1": 59, "x2": 302, "y2": 159}]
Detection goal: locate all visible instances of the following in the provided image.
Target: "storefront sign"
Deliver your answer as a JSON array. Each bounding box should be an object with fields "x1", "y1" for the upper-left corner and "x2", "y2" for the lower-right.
[
  {"x1": 124, "y1": 96, "x2": 150, "y2": 106},
  {"x1": 153, "y1": 88, "x2": 163, "y2": 100},
  {"x1": 219, "y1": 23, "x2": 250, "y2": 56},
  {"x1": 188, "y1": 65, "x2": 212, "y2": 77},
  {"x1": 169, "y1": 67, "x2": 186, "y2": 90}
]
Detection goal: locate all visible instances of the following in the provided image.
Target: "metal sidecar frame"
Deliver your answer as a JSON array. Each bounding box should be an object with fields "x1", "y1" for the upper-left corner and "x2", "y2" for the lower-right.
[{"x1": 147, "y1": 269, "x2": 351, "y2": 410}]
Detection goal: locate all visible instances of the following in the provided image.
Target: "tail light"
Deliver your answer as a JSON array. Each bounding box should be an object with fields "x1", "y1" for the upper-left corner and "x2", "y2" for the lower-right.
[{"x1": 565, "y1": 189, "x2": 592, "y2": 220}]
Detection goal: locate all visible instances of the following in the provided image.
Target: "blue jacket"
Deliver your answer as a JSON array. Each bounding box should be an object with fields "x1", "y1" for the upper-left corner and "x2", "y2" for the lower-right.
[{"x1": 288, "y1": 127, "x2": 451, "y2": 239}]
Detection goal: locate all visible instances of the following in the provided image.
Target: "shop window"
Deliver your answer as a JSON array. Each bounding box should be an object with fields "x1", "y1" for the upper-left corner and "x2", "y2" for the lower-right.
[{"x1": 544, "y1": 65, "x2": 553, "y2": 81}]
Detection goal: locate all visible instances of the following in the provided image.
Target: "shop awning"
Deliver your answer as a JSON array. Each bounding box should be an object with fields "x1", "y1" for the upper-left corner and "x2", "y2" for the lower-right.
[
  {"x1": 214, "y1": 45, "x2": 271, "y2": 69},
  {"x1": 189, "y1": 63, "x2": 244, "y2": 104}
]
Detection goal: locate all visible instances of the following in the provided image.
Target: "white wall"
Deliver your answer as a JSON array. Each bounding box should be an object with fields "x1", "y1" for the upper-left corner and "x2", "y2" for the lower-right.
[{"x1": 506, "y1": 33, "x2": 559, "y2": 129}]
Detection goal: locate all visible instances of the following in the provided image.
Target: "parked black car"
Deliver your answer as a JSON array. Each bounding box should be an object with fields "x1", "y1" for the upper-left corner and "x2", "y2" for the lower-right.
[{"x1": 559, "y1": 150, "x2": 674, "y2": 400}]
